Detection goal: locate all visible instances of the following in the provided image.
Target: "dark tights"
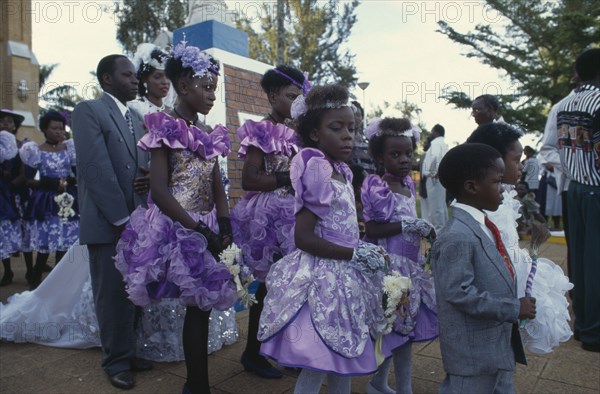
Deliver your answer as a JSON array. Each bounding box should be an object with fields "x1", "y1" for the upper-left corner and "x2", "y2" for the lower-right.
[
  {"x1": 244, "y1": 282, "x2": 268, "y2": 358},
  {"x1": 30, "y1": 251, "x2": 66, "y2": 288},
  {"x1": 183, "y1": 306, "x2": 211, "y2": 394}
]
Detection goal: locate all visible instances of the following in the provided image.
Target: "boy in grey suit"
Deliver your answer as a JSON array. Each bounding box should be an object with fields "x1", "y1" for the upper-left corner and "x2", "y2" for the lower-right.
[
  {"x1": 72, "y1": 55, "x2": 150, "y2": 390},
  {"x1": 431, "y1": 143, "x2": 536, "y2": 394}
]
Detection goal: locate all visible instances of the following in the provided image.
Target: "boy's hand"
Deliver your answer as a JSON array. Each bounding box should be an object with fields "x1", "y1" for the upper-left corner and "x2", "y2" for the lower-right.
[{"x1": 518, "y1": 296, "x2": 536, "y2": 320}]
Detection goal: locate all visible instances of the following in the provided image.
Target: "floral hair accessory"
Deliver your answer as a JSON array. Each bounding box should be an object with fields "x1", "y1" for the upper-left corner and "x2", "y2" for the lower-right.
[
  {"x1": 133, "y1": 43, "x2": 169, "y2": 77},
  {"x1": 172, "y1": 40, "x2": 220, "y2": 79},
  {"x1": 290, "y1": 91, "x2": 352, "y2": 120},
  {"x1": 365, "y1": 117, "x2": 421, "y2": 143}
]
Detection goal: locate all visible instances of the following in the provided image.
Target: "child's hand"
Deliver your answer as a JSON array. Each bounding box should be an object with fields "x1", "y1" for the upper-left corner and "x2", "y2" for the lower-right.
[
  {"x1": 401, "y1": 217, "x2": 435, "y2": 238},
  {"x1": 518, "y1": 296, "x2": 536, "y2": 320}
]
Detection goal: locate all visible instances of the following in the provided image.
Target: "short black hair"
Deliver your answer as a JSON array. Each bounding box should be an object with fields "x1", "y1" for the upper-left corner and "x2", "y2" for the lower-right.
[
  {"x1": 523, "y1": 145, "x2": 536, "y2": 155},
  {"x1": 39, "y1": 111, "x2": 66, "y2": 132},
  {"x1": 296, "y1": 84, "x2": 350, "y2": 148},
  {"x1": 473, "y1": 94, "x2": 500, "y2": 112},
  {"x1": 466, "y1": 122, "x2": 523, "y2": 158},
  {"x1": 575, "y1": 48, "x2": 600, "y2": 82},
  {"x1": 260, "y1": 65, "x2": 304, "y2": 94},
  {"x1": 351, "y1": 100, "x2": 364, "y2": 117},
  {"x1": 432, "y1": 124, "x2": 445, "y2": 136},
  {"x1": 368, "y1": 118, "x2": 415, "y2": 162},
  {"x1": 165, "y1": 52, "x2": 219, "y2": 94},
  {"x1": 438, "y1": 143, "x2": 502, "y2": 197},
  {"x1": 96, "y1": 54, "x2": 128, "y2": 89}
]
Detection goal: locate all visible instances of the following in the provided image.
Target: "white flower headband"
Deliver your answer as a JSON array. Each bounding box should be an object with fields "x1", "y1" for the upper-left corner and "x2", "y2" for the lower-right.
[
  {"x1": 133, "y1": 43, "x2": 169, "y2": 75},
  {"x1": 365, "y1": 117, "x2": 422, "y2": 144},
  {"x1": 290, "y1": 93, "x2": 353, "y2": 120}
]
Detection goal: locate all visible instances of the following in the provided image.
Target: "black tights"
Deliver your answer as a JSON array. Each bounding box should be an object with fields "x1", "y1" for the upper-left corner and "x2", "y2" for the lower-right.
[
  {"x1": 244, "y1": 282, "x2": 268, "y2": 358},
  {"x1": 183, "y1": 306, "x2": 211, "y2": 394}
]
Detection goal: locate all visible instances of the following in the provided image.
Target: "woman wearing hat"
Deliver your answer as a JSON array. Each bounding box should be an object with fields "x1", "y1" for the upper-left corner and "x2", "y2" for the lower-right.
[{"x1": 0, "y1": 109, "x2": 33, "y2": 286}]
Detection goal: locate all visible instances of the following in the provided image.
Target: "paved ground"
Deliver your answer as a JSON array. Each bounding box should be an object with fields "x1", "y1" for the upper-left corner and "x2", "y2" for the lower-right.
[{"x1": 1, "y1": 241, "x2": 598, "y2": 393}]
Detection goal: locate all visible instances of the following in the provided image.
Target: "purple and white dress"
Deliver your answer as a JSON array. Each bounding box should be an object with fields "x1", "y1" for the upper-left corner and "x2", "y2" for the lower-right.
[
  {"x1": 259, "y1": 148, "x2": 388, "y2": 376},
  {"x1": 361, "y1": 175, "x2": 438, "y2": 357},
  {"x1": 115, "y1": 112, "x2": 237, "y2": 311},
  {"x1": 0, "y1": 130, "x2": 21, "y2": 259},
  {"x1": 19, "y1": 140, "x2": 78, "y2": 253},
  {"x1": 230, "y1": 119, "x2": 297, "y2": 281}
]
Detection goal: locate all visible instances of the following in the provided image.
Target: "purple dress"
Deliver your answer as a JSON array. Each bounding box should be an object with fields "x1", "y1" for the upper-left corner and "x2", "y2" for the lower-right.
[
  {"x1": 259, "y1": 148, "x2": 387, "y2": 376},
  {"x1": 19, "y1": 140, "x2": 78, "y2": 253},
  {"x1": 114, "y1": 112, "x2": 237, "y2": 311},
  {"x1": 361, "y1": 175, "x2": 438, "y2": 357},
  {"x1": 0, "y1": 131, "x2": 21, "y2": 259},
  {"x1": 230, "y1": 120, "x2": 297, "y2": 281}
]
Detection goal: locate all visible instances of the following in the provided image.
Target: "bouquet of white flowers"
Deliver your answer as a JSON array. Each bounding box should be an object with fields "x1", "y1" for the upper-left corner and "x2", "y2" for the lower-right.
[
  {"x1": 381, "y1": 271, "x2": 412, "y2": 335},
  {"x1": 221, "y1": 247, "x2": 256, "y2": 309},
  {"x1": 54, "y1": 192, "x2": 76, "y2": 223}
]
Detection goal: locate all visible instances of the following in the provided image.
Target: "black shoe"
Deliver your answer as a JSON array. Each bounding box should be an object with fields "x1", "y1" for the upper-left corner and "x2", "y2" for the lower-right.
[
  {"x1": 131, "y1": 358, "x2": 153, "y2": 372},
  {"x1": 41, "y1": 264, "x2": 53, "y2": 273},
  {"x1": 29, "y1": 271, "x2": 42, "y2": 291},
  {"x1": 0, "y1": 271, "x2": 14, "y2": 287},
  {"x1": 581, "y1": 342, "x2": 600, "y2": 353},
  {"x1": 108, "y1": 371, "x2": 134, "y2": 390},
  {"x1": 241, "y1": 352, "x2": 283, "y2": 379}
]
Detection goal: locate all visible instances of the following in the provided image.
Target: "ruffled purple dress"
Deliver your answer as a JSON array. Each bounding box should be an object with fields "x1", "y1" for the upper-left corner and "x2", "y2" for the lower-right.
[
  {"x1": 230, "y1": 120, "x2": 297, "y2": 281},
  {"x1": 0, "y1": 131, "x2": 21, "y2": 259},
  {"x1": 361, "y1": 175, "x2": 438, "y2": 357},
  {"x1": 114, "y1": 112, "x2": 237, "y2": 311},
  {"x1": 19, "y1": 140, "x2": 78, "y2": 253},
  {"x1": 259, "y1": 148, "x2": 388, "y2": 376}
]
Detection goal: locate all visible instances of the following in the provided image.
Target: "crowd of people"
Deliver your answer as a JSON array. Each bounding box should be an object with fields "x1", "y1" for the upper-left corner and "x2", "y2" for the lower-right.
[{"x1": 0, "y1": 41, "x2": 597, "y2": 394}]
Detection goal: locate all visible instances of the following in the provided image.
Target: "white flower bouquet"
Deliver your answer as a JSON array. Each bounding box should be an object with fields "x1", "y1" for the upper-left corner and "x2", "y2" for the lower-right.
[
  {"x1": 381, "y1": 271, "x2": 412, "y2": 335},
  {"x1": 54, "y1": 192, "x2": 75, "y2": 223}
]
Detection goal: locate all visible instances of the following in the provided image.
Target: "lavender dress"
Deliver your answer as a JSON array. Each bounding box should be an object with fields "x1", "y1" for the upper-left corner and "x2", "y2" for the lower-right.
[
  {"x1": 361, "y1": 175, "x2": 438, "y2": 357},
  {"x1": 114, "y1": 112, "x2": 237, "y2": 310},
  {"x1": 0, "y1": 131, "x2": 21, "y2": 259},
  {"x1": 230, "y1": 120, "x2": 297, "y2": 281},
  {"x1": 259, "y1": 148, "x2": 387, "y2": 376},
  {"x1": 19, "y1": 140, "x2": 78, "y2": 253}
]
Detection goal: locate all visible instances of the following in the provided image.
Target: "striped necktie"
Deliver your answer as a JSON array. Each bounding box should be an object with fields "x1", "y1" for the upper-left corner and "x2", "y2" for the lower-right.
[
  {"x1": 484, "y1": 216, "x2": 515, "y2": 281},
  {"x1": 124, "y1": 110, "x2": 135, "y2": 134}
]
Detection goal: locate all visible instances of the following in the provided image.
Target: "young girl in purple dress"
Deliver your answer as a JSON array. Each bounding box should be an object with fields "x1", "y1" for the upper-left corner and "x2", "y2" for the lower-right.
[
  {"x1": 231, "y1": 65, "x2": 306, "y2": 378},
  {"x1": 258, "y1": 85, "x2": 389, "y2": 393},
  {"x1": 114, "y1": 42, "x2": 237, "y2": 394},
  {"x1": 361, "y1": 118, "x2": 438, "y2": 394}
]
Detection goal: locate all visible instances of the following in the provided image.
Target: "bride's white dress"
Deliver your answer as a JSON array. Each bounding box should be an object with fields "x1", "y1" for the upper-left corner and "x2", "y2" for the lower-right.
[
  {"x1": 486, "y1": 185, "x2": 573, "y2": 354},
  {"x1": 0, "y1": 242, "x2": 238, "y2": 361}
]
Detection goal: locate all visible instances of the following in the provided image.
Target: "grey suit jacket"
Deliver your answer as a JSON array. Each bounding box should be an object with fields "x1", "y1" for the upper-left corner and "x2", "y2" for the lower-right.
[
  {"x1": 431, "y1": 207, "x2": 525, "y2": 376},
  {"x1": 72, "y1": 93, "x2": 149, "y2": 245}
]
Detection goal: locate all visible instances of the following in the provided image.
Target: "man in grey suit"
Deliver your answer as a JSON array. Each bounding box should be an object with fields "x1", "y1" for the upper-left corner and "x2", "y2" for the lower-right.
[
  {"x1": 72, "y1": 55, "x2": 151, "y2": 390},
  {"x1": 431, "y1": 144, "x2": 536, "y2": 393}
]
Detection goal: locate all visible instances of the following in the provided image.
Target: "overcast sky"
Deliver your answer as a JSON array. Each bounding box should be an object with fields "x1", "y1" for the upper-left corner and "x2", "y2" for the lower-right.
[{"x1": 31, "y1": 0, "x2": 540, "y2": 147}]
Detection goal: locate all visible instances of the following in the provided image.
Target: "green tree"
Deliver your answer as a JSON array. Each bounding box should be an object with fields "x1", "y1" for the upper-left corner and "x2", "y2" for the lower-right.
[
  {"x1": 38, "y1": 64, "x2": 80, "y2": 116},
  {"x1": 437, "y1": 0, "x2": 600, "y2": 133},
  {"x1": 115, "y1": 0, "x2": 187, "y2": 55},
  {"x1": 237, "y1": 0, "x2": 360, "y2": 86}
]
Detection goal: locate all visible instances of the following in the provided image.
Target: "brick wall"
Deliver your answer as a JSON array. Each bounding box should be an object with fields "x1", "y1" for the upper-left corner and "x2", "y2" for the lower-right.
[{"x1": 223, "y1": 64, "x2": 270, "y2": 208}]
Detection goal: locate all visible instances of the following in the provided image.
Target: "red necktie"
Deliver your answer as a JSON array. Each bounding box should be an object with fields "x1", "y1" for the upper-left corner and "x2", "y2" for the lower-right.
[{"x1": 484, "y1": 216, "x2": 515, "y2": 281}]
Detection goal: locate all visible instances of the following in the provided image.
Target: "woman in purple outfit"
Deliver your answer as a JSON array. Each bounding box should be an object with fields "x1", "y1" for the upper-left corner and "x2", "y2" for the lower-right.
[
  {"x1": 114, "y1": 42, "x2": 237, "y2": 394},
  {"x1": 231, "y1": 65, "x2": 306, "y2": 378},
  {"x1": 20, "y1": 111, "x2": 78, "y2": 289},
  {"x1": 361, "y1": 118, "x2": 438, "y2": 394},
  {"x1": 258, "y1": 85, "x2": 389, "y2": 393}
]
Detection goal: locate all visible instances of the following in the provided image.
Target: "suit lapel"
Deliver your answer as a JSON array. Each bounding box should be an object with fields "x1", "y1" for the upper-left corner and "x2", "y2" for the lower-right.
[
  {"x1": 101, "y1": 94, "x2": 137, "y2": 159},
  {"x1": 452, "y1": 208, "x2": 515, "y2": 293}
]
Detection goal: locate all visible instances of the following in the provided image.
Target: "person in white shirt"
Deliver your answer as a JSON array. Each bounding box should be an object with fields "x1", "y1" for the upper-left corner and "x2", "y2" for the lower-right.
[{"x1": 421, "y1": 124, "x2": 449, "y2": 232}]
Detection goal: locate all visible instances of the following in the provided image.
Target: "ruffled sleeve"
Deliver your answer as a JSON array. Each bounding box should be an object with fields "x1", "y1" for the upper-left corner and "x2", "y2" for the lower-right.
[
  {"x1": 189, "y1": 124, "x2": 231, "y2": 160},
  {"x1": 65, "y1": 139, "x2": 77, "y2": 166},
  {"x1": 237, "y1": 120, "x2": 298, "y2": 158},
  {"x1": 361, "y1": 175, "x2": 396, "y2": 222},
  {"x1": 138, "y1": 112, "x2": 189, "y2": 151},
  {"x1": 0, "y1": 130, "x2": 18, "y2": 163},
  {"x1": 290, "y1": 148, "x2": 334, "y2": 218},
  {"x1": 19, "y1": 141, "x2": 41, "y2": 168}
]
